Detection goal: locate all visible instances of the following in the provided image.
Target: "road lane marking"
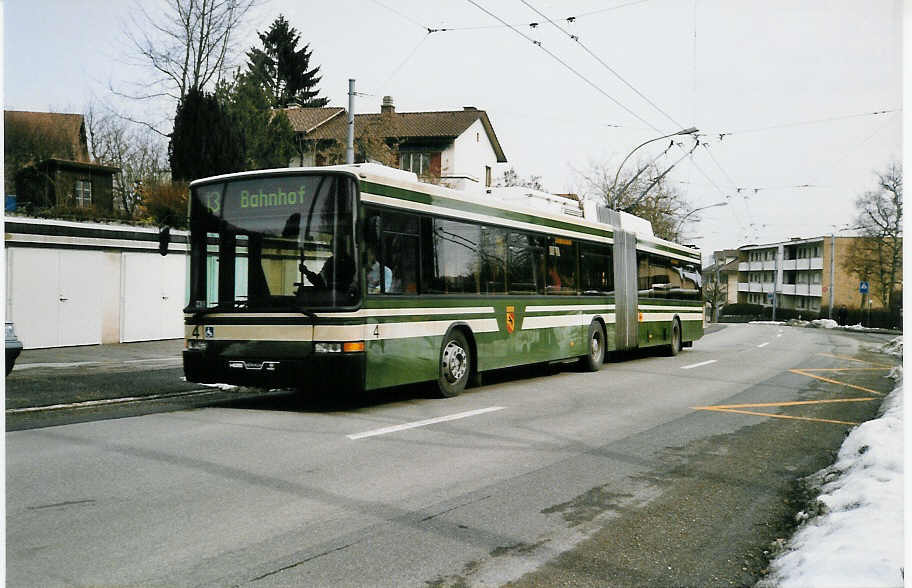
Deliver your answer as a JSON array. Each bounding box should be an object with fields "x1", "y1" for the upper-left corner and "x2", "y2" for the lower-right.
[
  {"x1": 692, "y1": 398, "x2": 878, "y2": 425},
  {"x1": 757, "y1": 342, "x2": 770, "y2": 348},
  {"x1": 817, "y1": 353, "x2": 892, "y2": 367},
  {"x1": 5, "y1": 389, "x2": 228, "y2": 414},
  {"x1": 347, "y1": 406, "x2": 506, "y2": 440},
  {"x1": 789, "y1": 369, "x2": 885, "y2": 395},
  {"x1": 681, "y1": 360, "x2": 717, "y2": 370}
]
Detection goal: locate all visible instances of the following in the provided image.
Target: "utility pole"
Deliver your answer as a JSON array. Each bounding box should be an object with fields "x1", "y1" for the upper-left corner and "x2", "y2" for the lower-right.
[
  {"x1": 346, "y1": 79, "x2": 355, "y2": 165},
  {"x1": 771, "y1": 246, "x2": 780, "y2": 321},
  {"x1": 828, "y1": 233, "x2": 835, "y2": 318}
]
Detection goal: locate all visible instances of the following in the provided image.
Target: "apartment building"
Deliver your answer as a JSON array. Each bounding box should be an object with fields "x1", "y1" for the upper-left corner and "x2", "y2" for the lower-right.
[{"x1": 736, "y1": 236, "x2": 886, "y2": 312}]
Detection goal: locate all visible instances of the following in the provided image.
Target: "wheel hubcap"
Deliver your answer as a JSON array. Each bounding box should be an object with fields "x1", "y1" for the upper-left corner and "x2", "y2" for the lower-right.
[
  {"x1": 442, "y1": 341, "x2": 467, "y2": 383},
  {"x1": 591, "y1": 333, "x2": 601, "y2": 360}
]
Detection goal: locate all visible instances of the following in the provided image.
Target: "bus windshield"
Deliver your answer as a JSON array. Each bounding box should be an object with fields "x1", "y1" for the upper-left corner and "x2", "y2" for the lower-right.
[{"x1": 187, "y1": 173, "x2": 359, "y2": 312}]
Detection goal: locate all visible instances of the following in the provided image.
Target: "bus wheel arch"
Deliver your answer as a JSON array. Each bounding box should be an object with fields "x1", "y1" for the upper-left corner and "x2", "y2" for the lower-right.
[
  {"x1": 580, "y1": 318, "x2": 607, "y2": 371},
  {"x1": 436, "y1": 325, "x2": 475, "y2": 397}
]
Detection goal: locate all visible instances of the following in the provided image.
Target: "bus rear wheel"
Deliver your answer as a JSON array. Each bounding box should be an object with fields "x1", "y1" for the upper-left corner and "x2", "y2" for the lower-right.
[
  {"x1": 437, "y1": 330, "x2": 471, "y2": 397},
  {"x1": 580, "y1": 321, "x2": 606, "y2": 371},
  {"x1": 665, "y1": 319, "x2": 682, "y2": 356}
]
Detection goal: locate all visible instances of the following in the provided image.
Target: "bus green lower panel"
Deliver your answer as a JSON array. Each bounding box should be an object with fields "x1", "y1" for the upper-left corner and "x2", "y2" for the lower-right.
[{"x1": 365, "y1": 335, "x2": 441, "y2": 390}]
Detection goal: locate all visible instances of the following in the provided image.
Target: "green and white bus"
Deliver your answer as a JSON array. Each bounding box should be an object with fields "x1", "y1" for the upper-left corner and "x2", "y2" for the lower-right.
[{"x1": 181, "y1": 164, "x2": 703, "y2": 397}]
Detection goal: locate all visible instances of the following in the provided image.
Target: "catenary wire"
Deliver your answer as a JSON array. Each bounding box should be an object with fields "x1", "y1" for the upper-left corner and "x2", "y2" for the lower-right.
[{"x1": 464, "y1": 0, "x2": 664, "y2": 133}]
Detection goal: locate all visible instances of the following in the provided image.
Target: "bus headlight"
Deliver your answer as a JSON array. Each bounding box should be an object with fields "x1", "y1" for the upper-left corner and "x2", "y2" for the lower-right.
[
  {"x1": 315, "y1": 342, "x2": 342, "y2": 353},
  {"x1": 187, "y1": 340, "x2": 208, "y2": 351}
]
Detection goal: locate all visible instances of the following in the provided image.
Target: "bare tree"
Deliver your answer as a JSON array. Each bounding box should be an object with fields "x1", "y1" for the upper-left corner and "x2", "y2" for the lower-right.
[
  {"x1": 576, "y1": 160, "x2": 692, "y2": 241},
  {"x1": 842, "y1": 162, "x2": 902, "y2": 308},
  {"x1": 86, "y1": 103, "x2": 167, "y2": 218},
  {"x1": 118, "y1": 0, "x2": 258, "y2": 134},
  {"x1": 494, "y1": 167, "x2": 545, "y2": 191}
]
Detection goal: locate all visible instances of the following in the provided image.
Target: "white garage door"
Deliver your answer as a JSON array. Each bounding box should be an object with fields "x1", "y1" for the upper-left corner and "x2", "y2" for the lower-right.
[
  {"x1": 8, "y1": 248, "x2": 104, "y2": 349},
  {"x1": 121, "y1": 252, "x2": 187, "y2": 342}
]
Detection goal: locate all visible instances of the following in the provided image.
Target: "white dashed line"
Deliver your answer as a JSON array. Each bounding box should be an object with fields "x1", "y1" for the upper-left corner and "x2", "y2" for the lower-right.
[
  {"x1": 681, "y1": 360, "x2": 718, "y2": 370},
  {"x1": 347, "y1": 406, "x2": 507, "y2": 440},
  {"x1": 757, "y1": 342, "x2": 770, "y2": 348}
]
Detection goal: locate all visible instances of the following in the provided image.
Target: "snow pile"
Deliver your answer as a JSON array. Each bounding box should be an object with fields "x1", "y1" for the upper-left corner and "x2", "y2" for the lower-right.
[
  {"x1": 882, "y1": 336, "x2": 903, "y2": 357},
  {"x1": 810, "y1": 318, "x2": 838, "y2": 329},
  {"x1": 761, "y1": 363, "x2": 904, "y2": 588}
]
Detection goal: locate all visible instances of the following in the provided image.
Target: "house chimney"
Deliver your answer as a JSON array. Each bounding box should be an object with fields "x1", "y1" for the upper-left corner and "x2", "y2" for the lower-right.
[{"x1": 381, "y1": 96, "x2": 395, "y2": 116}]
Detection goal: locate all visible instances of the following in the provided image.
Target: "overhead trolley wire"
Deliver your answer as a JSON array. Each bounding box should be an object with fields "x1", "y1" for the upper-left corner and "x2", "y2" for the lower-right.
[
  {"x1": 464, "y1": 0, "x2": 662, "y2": 132},
  {"x1": 519, "y1": 0, "x2": 682, "y2": 131},
  {"x1": 711, "y1": 109, "x2": 899, "y2": 140},
  {"x1": 513, "y1": 0, "x2": 751, "y2": 239}
]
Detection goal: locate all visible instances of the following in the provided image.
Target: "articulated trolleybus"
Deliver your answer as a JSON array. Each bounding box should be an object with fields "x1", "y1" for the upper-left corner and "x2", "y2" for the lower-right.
[{"x1": 182, "y1": 164, "x2": 703, "y2": 397}]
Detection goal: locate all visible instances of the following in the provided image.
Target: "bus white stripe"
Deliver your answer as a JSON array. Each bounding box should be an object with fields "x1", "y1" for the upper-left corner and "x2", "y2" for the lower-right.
[
  {"x1": 372, "y1": 318, "x2": 499, "y2": 340},
  {"x1": 521, "y1": 313, "x2": 616, "y2": 330},
  {"x1": 639, "y1": 312, "x2": 704, "y2": 322},
  {"x1": 638, "y1": 305, "x2": 705, "y2": 312},
  {"x1": 525, "y1": 304, "x2": 615, "y2": 312}
]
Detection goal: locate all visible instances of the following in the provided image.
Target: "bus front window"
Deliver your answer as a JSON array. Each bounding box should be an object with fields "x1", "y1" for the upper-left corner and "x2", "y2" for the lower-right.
[{"x1": 188, "y1": 174, "x2": 359, "y2": 312}]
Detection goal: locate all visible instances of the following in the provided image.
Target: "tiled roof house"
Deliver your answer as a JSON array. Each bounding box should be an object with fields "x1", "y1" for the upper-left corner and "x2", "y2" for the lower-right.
[
  {"x1": 283, "y1": 96, "x2": 507, "y2": 190},
  {"x1": 4, "y1": 110, "x2": 118, "y2": 212}
]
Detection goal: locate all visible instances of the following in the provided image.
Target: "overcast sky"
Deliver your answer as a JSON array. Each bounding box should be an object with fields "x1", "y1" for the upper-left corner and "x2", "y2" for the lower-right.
[{"x1": 3, "y1": 0, "x2": 903, "y2": 261}]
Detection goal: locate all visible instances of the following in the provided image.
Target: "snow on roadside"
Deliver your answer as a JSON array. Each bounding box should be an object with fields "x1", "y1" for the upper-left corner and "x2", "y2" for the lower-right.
[{"x1": 758, "y1": 337, "x2": 904, "y2": 588}]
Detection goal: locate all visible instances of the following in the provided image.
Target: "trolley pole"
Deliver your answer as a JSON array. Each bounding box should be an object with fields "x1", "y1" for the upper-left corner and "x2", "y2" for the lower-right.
[{"x1": 346, "y1": 79, "x2": 355, "y2": 165}]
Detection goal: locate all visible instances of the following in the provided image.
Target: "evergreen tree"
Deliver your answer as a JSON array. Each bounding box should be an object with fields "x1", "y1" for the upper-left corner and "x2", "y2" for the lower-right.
[
  {"x1": 218, "y1": 73, "x2": 298, "y2": 170},
  {"x1": 169, "y1": 87, "x2": 245, "y2": 182},
  {"x1": 246, "y1": 15, "x2": 329, "y2": 108}
]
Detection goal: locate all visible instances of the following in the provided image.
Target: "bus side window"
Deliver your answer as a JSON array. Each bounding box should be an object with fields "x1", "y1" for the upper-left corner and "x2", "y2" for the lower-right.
[
  {"x1": 384, "y1": 233, "x2": 418, "y2": 294},
  {"x1": 546, "y1": 237, "x2": 577, "y2": 294},
  {"x1": 428, "y1": 218, "x2": 480, "y2": 294},
  {"x1": 637, "y1": 251, "x2": 650, "y2": 292},
  {"x1": 479, "y1": 226, "x2": 507, "y2": 294},
  {"x1": 580, "y1": 243, "x2": 613, "y2": 295},
  {"x1": 381, "y1": 210, "x2": 420, "y2": 295},
  {"x1": 508, "y1": 232, "x2": 544, "y2": 294}
]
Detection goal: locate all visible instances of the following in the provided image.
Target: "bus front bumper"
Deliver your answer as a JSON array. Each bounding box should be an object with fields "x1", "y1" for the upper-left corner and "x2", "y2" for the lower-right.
[{"x1": 183, "y1": 341, "x2": 365, "y2": 392}]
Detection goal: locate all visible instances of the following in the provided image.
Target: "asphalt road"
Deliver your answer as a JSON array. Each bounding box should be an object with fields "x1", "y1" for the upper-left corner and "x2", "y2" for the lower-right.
[{"x1": 5, "y1": 324, "x2": 898, "y2": 587}]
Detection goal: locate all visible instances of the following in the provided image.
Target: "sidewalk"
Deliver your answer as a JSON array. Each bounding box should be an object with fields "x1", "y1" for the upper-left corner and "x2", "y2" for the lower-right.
[{"x1": 13, "y1": 339, "x2": 184, "y2": 371}]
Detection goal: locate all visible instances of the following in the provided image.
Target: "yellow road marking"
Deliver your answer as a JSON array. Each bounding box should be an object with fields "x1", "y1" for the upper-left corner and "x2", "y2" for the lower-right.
[
  {"x1": 796, "y1": 367, "x2": 889, "y2": 372},
  {"x1": 694, "y1": 353, "x2": 891, "y2": 425},
  {"x1": 817, "y1": 353, "x2": 892, "y2": 367},
  {"x1": 693, "y1": 406, "x2": 860, "y2": 426},
  {"x1": 789, "y1": 369, "x2": 885, "y2": 396},
  {"x1": 692, "y1": 398, "x2": 877, "y2": 410}
]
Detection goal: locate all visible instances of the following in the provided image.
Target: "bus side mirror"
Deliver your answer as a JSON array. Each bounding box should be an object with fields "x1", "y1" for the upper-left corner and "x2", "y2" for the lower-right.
[{"x1": 158, "y1": 227, "x2": 171, "y2": 256}]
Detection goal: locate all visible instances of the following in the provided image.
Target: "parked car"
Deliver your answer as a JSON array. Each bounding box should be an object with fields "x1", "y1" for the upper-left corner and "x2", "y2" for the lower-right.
[{"x1": 6, "y1": 321, "x2": 22, "y2": 375}]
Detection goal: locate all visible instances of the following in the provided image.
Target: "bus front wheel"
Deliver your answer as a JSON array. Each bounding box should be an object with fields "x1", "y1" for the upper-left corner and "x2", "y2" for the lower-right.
[{"x1": 437, "y1": 330, "x2": 472, "y2": 397}]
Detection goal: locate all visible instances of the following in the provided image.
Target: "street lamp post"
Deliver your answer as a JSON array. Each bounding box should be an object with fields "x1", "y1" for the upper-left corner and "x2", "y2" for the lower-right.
[
  {"x1": 674, "y1": 201, "x2": 728, "y2": 236},
  {"x1": 610, "y1": 127, "x2": 699, "y2": 198}
]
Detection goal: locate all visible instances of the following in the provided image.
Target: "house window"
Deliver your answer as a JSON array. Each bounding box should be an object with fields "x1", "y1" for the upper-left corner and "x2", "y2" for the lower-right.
[
  {"x1": 485, "y1": 165, "x2": 492, "y2": 187},
  {"x1": 400, "y1": 152, "x2": 431, "y2": 175},
  {"x1": 75, "y1": 179, "x2": 92, "y2": 207}
]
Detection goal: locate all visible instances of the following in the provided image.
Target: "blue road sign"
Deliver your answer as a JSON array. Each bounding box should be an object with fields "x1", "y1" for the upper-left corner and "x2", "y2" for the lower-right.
[{"x1": 859, "y1": 281, "x2": 869, "y2": 294}]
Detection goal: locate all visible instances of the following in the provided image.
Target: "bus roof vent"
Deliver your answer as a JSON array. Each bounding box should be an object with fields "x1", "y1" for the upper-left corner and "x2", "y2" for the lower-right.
[{"x1": 486, "y1": 186, "x2": 583, "y2": 216}]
